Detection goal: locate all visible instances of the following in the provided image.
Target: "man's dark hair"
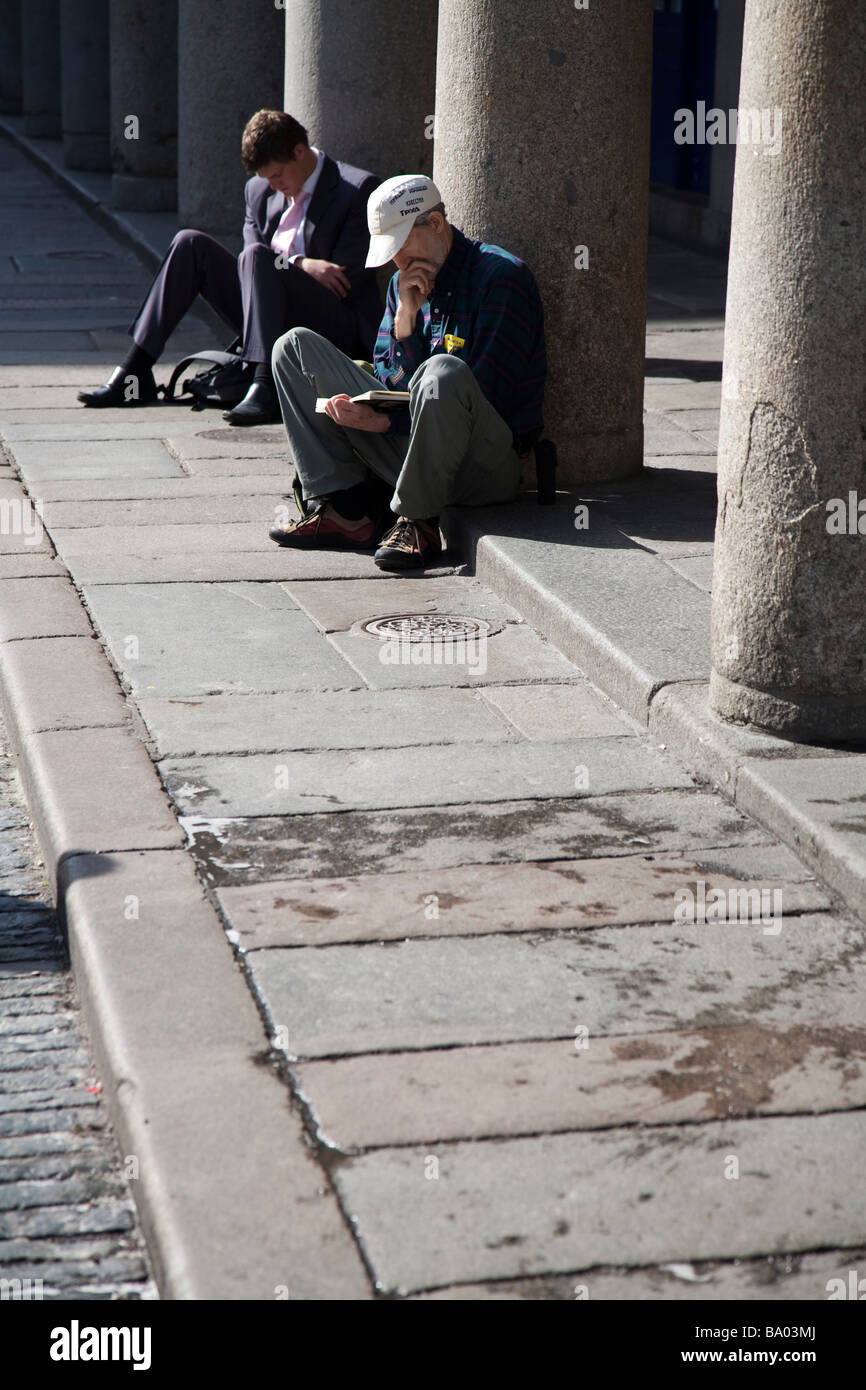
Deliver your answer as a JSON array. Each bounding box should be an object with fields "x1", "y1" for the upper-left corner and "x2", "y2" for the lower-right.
[{"x1": 241, "y1": 110, "x2": 309, "y2": 173}]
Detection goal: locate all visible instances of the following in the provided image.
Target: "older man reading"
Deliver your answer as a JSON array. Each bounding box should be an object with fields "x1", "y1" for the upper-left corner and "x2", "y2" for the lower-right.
[{"x1": 267, "y1": 174, "x2": 546, "y2": 570}]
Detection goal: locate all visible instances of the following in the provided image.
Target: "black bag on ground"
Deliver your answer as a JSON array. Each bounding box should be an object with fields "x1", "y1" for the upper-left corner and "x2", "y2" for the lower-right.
[{"x1": 162, "y1": 338, "x2": 252, "y2": 410}]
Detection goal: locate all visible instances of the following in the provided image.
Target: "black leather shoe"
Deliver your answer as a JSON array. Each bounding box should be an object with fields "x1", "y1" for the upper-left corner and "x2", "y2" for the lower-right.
[
  {"x1": 77, "y1": 365, "x2": 159, "y2": 408},
  {"x1": 223, "y1": 379, "x2": 281, "y2": 426}
]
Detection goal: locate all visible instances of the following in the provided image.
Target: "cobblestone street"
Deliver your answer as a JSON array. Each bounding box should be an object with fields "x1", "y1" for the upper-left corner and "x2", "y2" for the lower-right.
[{"x1": 0, "y1": 720, "x2": 154, "y2": 1300}]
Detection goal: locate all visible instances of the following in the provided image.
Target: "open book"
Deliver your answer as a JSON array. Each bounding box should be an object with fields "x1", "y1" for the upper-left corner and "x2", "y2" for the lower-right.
[{"x1": 315, "y1": 390, "x2": 411, "y2": 413}]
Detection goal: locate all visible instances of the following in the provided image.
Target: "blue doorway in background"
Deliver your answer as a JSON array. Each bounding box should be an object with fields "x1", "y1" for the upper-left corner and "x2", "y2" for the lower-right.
[{"x1": 651, "y1": 0, "x2": 718, "y2": 195}]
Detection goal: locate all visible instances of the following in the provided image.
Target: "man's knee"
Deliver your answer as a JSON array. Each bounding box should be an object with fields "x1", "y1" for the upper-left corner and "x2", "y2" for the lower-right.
[
  {"x1": 238, "y1": 240, "x2": 275, "y2": 272},
  {"x1": 411, "y1": 353, "x2": 472, "y2": 401},
  {"x1": 169, "y1": 227, "x2": 206, "y2": 254},
  {"x1": 272, "y1": 324, "x2": 317, "y2": 373}
]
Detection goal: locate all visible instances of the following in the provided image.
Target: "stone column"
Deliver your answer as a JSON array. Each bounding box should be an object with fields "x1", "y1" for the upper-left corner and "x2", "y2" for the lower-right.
[
  {"x1": 283, "y1": 1, "x2": 438, "y2": 178},
  {"x1": 110, "y1": 0, "x2": 178, "y2": 211},
  {"x1": 21, "y1": 0, "x2": 61, "y2": 138},
  {"x1": 710, "y1": 0, "x2": 866, "y2": 742},
  {"x1": 0, "y1": 0, "x2": 22, "y2": 112},
  {"x1": 60, "y1": 0, "x2": 110, "y2": 169},
  {"x1": 177, "y1": 0, "x2": 284, "y2": 245},
  {"x1": 433, "y1": 0, "x2": 653, "y2": 484}
]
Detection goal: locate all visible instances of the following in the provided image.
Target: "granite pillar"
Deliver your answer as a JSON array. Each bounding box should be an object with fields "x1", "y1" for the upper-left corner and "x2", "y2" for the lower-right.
[
  {"x1": 283, "y1": 1, "x2": 438, "y2": 178},
  {"x1": 21, "y1": 0, "x2": 61, "y2": 138},
  {"x1": 60, "y1": 0, "x2": 111, "y2": 169},
  {"x1": 177, "y1": 0, "x2": 283, "y2": 245},
  {"x1": 110, "y1": 0, "x2": 178, "y2": 211},
  {"x1": 710, "y1": 0, "x2": 866, "y2": 741},
  {"x1": 433, "y1": 0, "x2": 654, "y2": 483}
]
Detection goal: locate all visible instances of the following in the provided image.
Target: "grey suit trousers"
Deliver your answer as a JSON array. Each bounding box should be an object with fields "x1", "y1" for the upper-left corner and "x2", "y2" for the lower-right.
[{"x1": 130, "y1": 230, "x2": 361, "y2": 364}]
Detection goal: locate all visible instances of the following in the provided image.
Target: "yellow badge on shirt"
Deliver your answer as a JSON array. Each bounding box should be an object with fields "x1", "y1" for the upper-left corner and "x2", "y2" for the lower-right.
[{"x1": 444, "y1": 334, "x2": 465, "y2": 354}]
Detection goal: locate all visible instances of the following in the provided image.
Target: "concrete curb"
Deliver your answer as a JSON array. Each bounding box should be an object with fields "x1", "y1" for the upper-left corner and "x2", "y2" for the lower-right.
[
  {"x1": 0, "y1": 481, "x2": 370, "y2": 1299},
  {"x1": 441, "y1": 502, "x2": 710, "y2": 725},
  {"x1": 450, "y1": 509, "x2": 866, "y2": 925}
]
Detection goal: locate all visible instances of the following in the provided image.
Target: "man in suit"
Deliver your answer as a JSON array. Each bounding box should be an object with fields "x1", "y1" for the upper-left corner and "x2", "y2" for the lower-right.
[{"x1": 78, "y1": 110, "x2": 380, "y2": 426}]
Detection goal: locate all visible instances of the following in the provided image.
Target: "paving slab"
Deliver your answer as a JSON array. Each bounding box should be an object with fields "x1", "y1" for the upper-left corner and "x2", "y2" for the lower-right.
[
  {"x1": 0, "y1": 309, "x2": 146, "y2": 333},
  {"x1": 0, "y1": 287, "x2": 143, "y2": 302},
  {"x1": 480, "y1": 683, "x2": 630, "y2": 739},
  {"x1": 284, "y1": 576, "x2": 522, "y2": 633},
  {"x1": 645, "y1": 328, "x2": 726, "y2": 360},
  {"x1": 183, "y1": 790, "x2": 775, "y2": 887},
  {"x1": 582, "y1": 474, "x2": 718, "y2": 558},
  {"x1": 64, "y1": 550, "x2": 458, "y2": 586},
  {"x1": 179, "y1": 456, "x2": 291, "y2": 477},
  {"x1": 138, "y1": 687, "x2": 516, "y2": 758},
  {"x1": 0, "y1": 555, "x2": 69, "y2": 580},
  {"x1": 165, "y1": 427, "x2": 288, "y2": 460},
  {"x1": 42, "y1": 495, "x2": 273, "y2": 529},
  {"x1": 687, "y1": 840, "x2": 825, "y2": 883},
  {"x1": 294, "y1": 1020, "x2": 866, "y2": 1149},
  {"x1": 6, "y1": 439, "x2": 182, "y2": 480},
  {"x1": 644, "y1": 452, "x2": 719, "y2": 475},
  {"x1": 0, "y1": 386, "x2": 117, "y2": 411},
  {"x1": 329, "y1": 622, "x2": 583, "y2": 689},
  {"x1": 0, "y1": 353, "x2": 139, "y2": 369},
  {"x1": 413, "y1": 1247, "x2": 866, "y2": 1301},
  {"x1": 82, "y1": 580, "x2": 356, "y2": 697},
  {"x1": 58, "y1": 849, "x2": 370, "y2": 1300},
  {"x1": 54, "y1": 522, "x2": 287, "y2": 556},
  {"x1": 246, "y1": 911, "x2": 861, "y2": 1059},
  {"x1": 0, "y1": 364, "x2": 187, "y2": 387},
  {"x1": 33, "y1": 475, "x2": 289, "y2": 503},
  {"x1": 0, "y1": 577, "x2": 92, "y2": 641},
  {"x1": 643, "y1": 381, "x2": 722, "y2": 410},
  {"x1": 0, "y1": 637, "x2": 128, "y2": 734},
  {"x1": 0, "y1": 331, "x2": 94, "y2": 352},
  {"x1": 332, "y1": 1111, "x2": 866, "y2": 1293},
  {"x1": 217, "y1": 850, "x2": 828, "y2": 949},
  {"x1": 90, "y1": 328, "x2": 210, "y2": 354},
  {"x1": 1, "y1": 414, "x2": 228, "y2": 442},
  {"x1": 11, "y1": 726, "x2": 183, "y2": 876},
  {"x1": 662, "y1": 554, "x2": 714, "y2": 591},
  {"x1": 644, "y1": 417, "x2": 716, "y2": 457},
  {"x1": 162, "y1": 735, "x2": 693, "y2": 818}
]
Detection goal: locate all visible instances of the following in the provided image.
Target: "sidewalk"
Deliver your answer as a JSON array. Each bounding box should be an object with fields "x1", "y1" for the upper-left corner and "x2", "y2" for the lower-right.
[{"x1": 1, "y1": 126, "x2": 865, "y2": 1301}]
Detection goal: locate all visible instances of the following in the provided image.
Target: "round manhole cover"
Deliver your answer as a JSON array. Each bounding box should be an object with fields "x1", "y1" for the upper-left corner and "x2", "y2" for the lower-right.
[
  {"x1": 361, "y1": 613, "x2": 497, "y2": 642},
  {"x1": 197, "y1": 427, "x2": 285, "y2": 444}
]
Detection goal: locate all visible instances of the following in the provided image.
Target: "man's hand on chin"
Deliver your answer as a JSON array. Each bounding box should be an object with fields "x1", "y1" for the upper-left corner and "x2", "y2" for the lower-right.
[
  {"x1": 299, "y1": 258, "x2": 352, "y2": 298},
  {"x1": 394, "y1": 259, "x2": 436, "y2": 339},
  {"x1": 323, "y1": 395, "x2": 391, "y2": 433}
]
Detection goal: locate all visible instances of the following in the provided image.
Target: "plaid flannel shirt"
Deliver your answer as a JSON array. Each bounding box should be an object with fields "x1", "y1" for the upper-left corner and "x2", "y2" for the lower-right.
[{"x1": 372, "y1": 226, "x2": 546, "y2": 440}]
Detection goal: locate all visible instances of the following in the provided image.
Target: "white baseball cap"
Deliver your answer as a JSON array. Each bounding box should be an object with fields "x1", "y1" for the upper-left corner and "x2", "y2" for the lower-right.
[{"x1": 365, "y1": 175, "x2": 443, "y2": 267}]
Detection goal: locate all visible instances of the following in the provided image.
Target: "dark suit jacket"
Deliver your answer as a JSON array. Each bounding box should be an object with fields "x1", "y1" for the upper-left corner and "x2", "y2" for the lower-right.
[{"x1": 243, "y1": 155, "x2": 381, "y2": 355}]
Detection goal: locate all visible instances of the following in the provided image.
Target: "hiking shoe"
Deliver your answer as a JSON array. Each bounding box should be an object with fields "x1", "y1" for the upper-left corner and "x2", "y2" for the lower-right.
[
  {"x1": 374, "y1": 516, "x2": 442, "y2": 571},
  {"x1": 268, "y1": 502, "x2": 378, "y2": 550}
]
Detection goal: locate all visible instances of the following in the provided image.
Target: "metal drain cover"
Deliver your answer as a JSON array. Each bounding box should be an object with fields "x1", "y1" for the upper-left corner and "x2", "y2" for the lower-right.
[{"x1": 360, "y1": 613, "x2": 497, "y2": 642}]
